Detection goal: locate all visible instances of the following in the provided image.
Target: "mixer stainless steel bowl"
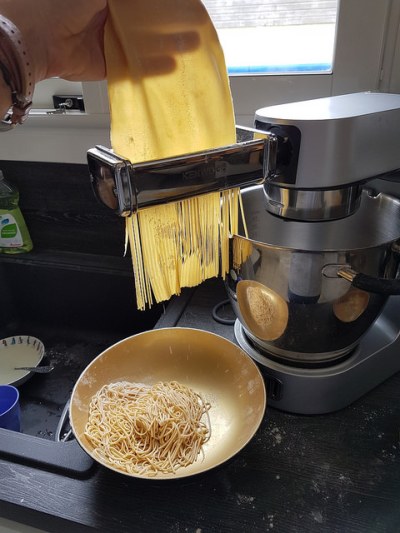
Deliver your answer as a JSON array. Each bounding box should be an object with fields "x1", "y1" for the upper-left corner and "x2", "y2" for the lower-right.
[{"x1": 227, "y1": 186, "x2": 400, "y2": 365}]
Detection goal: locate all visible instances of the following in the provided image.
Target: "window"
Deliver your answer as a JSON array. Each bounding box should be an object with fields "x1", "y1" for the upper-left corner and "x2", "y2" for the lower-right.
[
  {"x1": 203, "y1": 0, "x2": 338, "y2": 75},
  {"x1": 229, "y1": 0, "x2": 400, "y2": 125}
]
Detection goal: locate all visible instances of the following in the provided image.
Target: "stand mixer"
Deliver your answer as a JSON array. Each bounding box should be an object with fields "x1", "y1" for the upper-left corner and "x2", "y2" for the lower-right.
[
  {"x1": 87, "y1": 92, "x2": 400, "y2": 415},
  {"x1": 229, "y1": 92, "x2": 400, "y2": 414}
]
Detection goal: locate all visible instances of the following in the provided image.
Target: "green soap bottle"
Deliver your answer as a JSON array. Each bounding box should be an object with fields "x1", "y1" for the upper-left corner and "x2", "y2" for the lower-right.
[{"x1": 0, "y1": 170, "x2": 33, "y2": 253}]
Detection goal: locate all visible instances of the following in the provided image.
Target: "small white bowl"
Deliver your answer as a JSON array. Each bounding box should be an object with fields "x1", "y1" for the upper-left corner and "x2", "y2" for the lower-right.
[{"x1": 0, "y1": 336, "x2": 45, "y2": 387}]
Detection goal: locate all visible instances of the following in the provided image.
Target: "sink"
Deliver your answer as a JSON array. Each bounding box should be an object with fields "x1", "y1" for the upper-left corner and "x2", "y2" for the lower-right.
[{"x1": 0, "y1": 251, "x2": 163, "y2": 475}]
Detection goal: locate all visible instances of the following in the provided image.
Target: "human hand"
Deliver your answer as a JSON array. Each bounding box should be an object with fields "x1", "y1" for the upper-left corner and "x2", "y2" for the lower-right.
[{"x1": 106, "y1": 0, "x2": 205, "y2": 77}]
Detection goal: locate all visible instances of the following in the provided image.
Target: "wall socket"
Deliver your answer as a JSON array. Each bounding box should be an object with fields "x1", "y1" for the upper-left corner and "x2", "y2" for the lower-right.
[{"x1": 52, "y1": 95, "x2": 85, "y2": 112}]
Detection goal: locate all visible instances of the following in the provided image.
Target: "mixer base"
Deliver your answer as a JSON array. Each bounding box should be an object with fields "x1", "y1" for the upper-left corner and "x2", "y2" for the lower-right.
[{"x1": 234, "y1": 297, "x2": 400, "y2": 414}]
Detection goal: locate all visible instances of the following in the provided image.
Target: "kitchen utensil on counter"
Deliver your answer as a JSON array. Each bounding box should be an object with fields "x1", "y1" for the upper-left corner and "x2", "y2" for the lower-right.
[
  {"x1": 87, "y1": 126, "x2": 277, "y2": 216},
  {"x1": 70, "y1": 327, "x2": 266, "y2": 480},
  {"x1": 227, "y1": 92, "x2": 400, "y2": 414},
  {"x1": 0, "y1": 385, "x2": 20, "y2": 431},
  {"x1": 14, "y1": 365, "x2": 54, "y2": 373},
  {"x1": 0, "y1": 336, "x2": 45, "y2": 387}
]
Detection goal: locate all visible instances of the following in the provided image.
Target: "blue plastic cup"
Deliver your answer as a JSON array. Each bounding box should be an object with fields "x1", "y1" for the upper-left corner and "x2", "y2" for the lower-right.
[{"x1": 0, "y1": 385, "x2": 20, "y2": 431}]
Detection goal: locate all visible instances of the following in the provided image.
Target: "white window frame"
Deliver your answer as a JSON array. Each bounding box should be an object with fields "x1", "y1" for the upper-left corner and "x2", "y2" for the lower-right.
[{"x1": 1, "y1": 0, "x2": 399, "y2": 164}]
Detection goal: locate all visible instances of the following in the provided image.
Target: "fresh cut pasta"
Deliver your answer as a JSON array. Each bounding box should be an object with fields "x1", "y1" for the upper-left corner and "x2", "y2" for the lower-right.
[{"x1": 84, "y1": 381, "x2": 211, "y2": 476}]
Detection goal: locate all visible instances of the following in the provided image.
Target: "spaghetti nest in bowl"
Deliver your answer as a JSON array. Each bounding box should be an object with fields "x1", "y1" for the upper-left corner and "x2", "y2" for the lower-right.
[
  {"x1": 70, "y1": 328, "x2": 266, "y2": 480},
  {"x1": 84, "y1": 380, "x2": 211, "y2": 477}
]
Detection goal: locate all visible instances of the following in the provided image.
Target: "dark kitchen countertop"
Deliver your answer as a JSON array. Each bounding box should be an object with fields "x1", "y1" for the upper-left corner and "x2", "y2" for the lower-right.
[{"x1": 1, "y1": 278, "x2": 400, "y2": 533}]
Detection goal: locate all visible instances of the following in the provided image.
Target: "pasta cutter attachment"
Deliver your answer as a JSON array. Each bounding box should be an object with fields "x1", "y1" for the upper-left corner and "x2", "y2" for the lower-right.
[{"x1": 87, "y1": 126, "x2": 278, "y2": 216}]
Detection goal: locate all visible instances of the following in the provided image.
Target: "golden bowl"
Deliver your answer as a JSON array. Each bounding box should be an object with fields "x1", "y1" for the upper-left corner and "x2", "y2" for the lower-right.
[{"x1": 70, "y1": 327, "x2": 266, "y2": 479}]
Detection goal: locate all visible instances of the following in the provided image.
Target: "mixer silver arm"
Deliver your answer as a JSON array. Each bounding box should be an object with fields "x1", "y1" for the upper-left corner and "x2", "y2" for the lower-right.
[
  {"x1": 254, "y1": 92, "x2": 400, "y2": 221},
  {"x1": 87, "y1": 126, "x2": 278, "y2": 216}
]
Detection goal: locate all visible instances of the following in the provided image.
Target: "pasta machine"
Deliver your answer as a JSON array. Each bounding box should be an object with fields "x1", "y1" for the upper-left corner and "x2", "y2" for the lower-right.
[{"x1": 87, "y1": 126, "x2": 278, "y2": 216}]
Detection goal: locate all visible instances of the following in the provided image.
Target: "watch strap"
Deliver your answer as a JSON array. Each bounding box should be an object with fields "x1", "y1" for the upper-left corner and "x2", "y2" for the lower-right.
[{"x1": 0, "y1": 15, "x2": 34, "y2": 129}]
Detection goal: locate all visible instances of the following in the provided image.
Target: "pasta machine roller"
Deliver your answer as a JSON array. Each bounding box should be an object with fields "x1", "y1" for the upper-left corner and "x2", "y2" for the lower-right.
[{"x1": 87, "y1": 126, "x2": 279, "y2": 216}]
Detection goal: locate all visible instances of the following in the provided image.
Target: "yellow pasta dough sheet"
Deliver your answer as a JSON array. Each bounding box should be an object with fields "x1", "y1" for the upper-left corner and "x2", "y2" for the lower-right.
[{"x1": 105, "y1": 0, "x2": 240, "y2": 309}]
